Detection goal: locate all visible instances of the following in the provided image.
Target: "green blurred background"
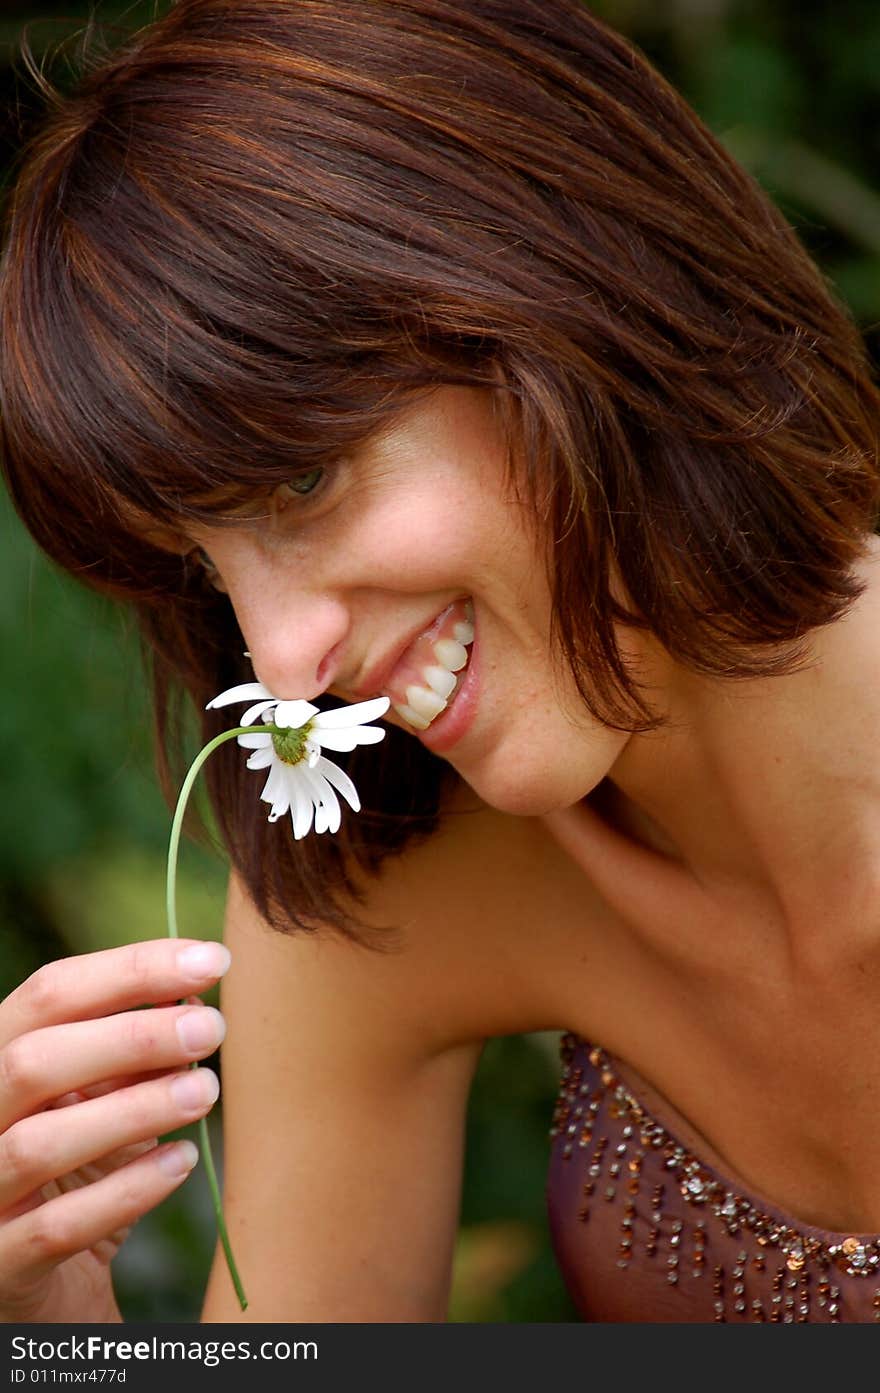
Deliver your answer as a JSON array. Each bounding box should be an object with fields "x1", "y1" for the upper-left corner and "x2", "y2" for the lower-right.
[{"x1": 1, "y1": 0, "x2": 878, "y2": 1323}]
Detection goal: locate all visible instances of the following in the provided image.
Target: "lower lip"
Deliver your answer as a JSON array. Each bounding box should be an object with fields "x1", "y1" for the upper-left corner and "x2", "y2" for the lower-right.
[{"x1": 413, "y1": 626, "x2": 480, "y2": 754}]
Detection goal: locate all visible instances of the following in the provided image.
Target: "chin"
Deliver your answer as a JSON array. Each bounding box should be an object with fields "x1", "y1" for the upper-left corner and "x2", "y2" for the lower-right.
[{"x1": 461, "y1": 761, "x2": 598, "y2": 819}]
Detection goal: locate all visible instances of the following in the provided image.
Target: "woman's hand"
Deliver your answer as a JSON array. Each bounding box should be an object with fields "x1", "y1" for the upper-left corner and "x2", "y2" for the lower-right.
[{"x1": 0, "y1": 938, "x2": 229, "y2": 1324}]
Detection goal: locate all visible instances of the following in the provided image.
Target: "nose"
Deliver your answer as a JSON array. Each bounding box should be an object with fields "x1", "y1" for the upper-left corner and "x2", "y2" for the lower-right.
[
  {"x1": 243, "y1": 598, "x2": 350, "y2": 701},
  {"x1": 205, "y1": 535, "x2": 351, "y2": 700}
]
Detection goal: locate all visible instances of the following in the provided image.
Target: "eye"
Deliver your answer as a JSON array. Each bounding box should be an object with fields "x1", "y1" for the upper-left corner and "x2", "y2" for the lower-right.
[{"x1": 275, "y1": 467, "x2": 325, "y2": 504}]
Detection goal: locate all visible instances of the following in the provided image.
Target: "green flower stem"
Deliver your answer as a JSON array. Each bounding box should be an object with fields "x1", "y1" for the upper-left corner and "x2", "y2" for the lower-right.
[{"x1": 165, "y1": 722, "x2": 275, "y2": 1314}]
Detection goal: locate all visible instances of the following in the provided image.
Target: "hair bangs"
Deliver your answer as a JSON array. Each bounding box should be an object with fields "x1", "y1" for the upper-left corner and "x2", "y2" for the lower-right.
[{"x1": 0, "y1": 34, "x2": 496, "y2": 599}]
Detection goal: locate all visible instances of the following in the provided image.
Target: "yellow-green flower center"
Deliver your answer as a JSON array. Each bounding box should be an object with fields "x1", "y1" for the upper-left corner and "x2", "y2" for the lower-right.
[{"x1": 271, "y1": 722, "x2": 312, "y2": 766}]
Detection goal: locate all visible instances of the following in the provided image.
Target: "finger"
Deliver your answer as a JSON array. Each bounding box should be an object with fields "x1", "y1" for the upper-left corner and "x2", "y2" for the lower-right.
[
  {"x1": 0, "y1": 1068, "x2": 218, "y2": 1213},
  {"x1": 46, "y1": 1145, "x2": 157, "y2": 1259},
  {"x1": 48, "y1": 1145, "x2": 157, "y2": 1206},
  {"x1": 0, "y1": 1139, "x2": 199, "y2": 1298},
  {"x1": 46, "y1": 1052, "x2": 205, "y2": 1104},
  {"x1": 7, "y1": 1168, "x2": 141, "y2": 1260},
  {"x1": 1, "y1": 940, "x2": 231, "y2": 1048},
  {"x1": 8, "y1": 1138, "x2": 160, "y2": 1224},
  {"x1": 0, "y1": 1004, "x2": 225, "y2": 1132}
]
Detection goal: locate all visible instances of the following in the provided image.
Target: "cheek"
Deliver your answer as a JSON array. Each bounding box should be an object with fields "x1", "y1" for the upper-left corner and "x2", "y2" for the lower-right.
[{"x1": 344, "y1": 487, "x2": 500, "y2": 586}]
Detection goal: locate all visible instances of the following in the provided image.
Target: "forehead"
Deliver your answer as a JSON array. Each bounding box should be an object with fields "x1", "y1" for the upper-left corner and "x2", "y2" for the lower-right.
[{"x1": 107, "y1": 386, "x2": 509, "y2": 552}]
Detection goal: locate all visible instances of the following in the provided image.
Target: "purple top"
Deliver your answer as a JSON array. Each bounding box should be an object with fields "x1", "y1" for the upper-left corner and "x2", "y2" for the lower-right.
[{"x1": 546, "y1": 1033, "x2": 880, "y2": 1322}]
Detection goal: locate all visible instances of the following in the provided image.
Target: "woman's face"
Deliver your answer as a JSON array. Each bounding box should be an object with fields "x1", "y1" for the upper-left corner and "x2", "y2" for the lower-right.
[{"x1": 188, "y1": 386, "x2": 632, "y2": 814}]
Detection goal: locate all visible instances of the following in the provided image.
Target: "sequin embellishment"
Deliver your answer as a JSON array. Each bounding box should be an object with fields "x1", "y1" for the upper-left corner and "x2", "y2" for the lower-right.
[{"x1": 549, "y1": 1034, "x2": 880, "y2": 1323}]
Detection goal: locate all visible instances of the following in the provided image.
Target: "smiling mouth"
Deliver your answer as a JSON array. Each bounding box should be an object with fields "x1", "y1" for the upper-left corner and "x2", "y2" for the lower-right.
[{"x1": 384, "y1": 599, "x2": 475, "y2": 730}]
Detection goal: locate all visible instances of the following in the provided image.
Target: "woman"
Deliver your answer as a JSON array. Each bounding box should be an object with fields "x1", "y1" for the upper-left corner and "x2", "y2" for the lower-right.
[{"x1": 1, "y1": 0, "x2": 879, "y2": 1324}]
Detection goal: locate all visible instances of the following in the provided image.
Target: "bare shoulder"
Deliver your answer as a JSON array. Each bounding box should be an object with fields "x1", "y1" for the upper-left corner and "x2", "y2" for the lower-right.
[
  {"x1": 236, "y1": 779, "x2": 607, "y2": 1049},
  {"x1": 219, "y1": 776, "x2": 614, "y2": 1067},
  {"x1": 339, "y1": 779, "x2": 612, "y2": 1041},
  {"x1": 202, "y1": 785, "x2": 603, "y2": 1320}
]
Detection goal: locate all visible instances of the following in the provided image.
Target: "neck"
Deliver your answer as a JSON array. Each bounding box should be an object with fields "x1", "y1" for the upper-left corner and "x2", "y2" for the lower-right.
[{"x1": 605, "y1": 539, "x2": 880, "y2": 942}]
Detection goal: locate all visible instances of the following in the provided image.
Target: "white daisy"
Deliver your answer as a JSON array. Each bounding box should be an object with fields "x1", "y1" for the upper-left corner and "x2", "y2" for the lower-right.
[{"x1": 206, "y1": 683, "x2": 390, "y2": 839}]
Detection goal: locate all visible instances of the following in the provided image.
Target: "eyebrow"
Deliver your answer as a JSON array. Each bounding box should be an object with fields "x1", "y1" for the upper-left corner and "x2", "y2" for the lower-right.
[{"x1": 109, "y1": 484, "x2": 275, "y2": 553}]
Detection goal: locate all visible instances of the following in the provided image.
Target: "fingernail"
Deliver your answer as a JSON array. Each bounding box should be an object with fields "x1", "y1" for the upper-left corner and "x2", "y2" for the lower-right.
[
  {"x1": 157, "y1": 1140, "x2": 199, "y2": 1177},
  {"x1": 176, "y1": 1006, "x2": 226, "y2": 1054},
  {"x1": 170, "y1": 1068, "x2": 220, "y2": 1111},
  {"x1": 178, "y1": 942, "x2": 231, "y2": 982}
]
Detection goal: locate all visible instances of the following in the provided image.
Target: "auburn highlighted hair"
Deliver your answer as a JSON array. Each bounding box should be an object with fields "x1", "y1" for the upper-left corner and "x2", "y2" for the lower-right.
[{"x1": 2, "y1": 0, "x2": 879, "y2": 938}]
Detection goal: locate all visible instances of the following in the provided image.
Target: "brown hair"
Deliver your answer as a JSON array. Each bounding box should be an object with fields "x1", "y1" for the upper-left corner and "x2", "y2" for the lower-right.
[{"x1": 2, "y1": 0, "x2": 879, "y2": 939}]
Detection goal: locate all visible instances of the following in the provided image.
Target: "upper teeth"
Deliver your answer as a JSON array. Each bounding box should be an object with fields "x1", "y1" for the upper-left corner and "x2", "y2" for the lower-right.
[
  {"x1": 433, "y1": 638, "x2": 469, "y2": 672},
  {"x1": 391, "y1": 608, "x2": 475, "y2": 730},
  {"x1": 405, "y1": 685, "x2": 448, "y2": 721},
  {"x1": 424, "y1": 665, "x2": 457, "y2": 699}
]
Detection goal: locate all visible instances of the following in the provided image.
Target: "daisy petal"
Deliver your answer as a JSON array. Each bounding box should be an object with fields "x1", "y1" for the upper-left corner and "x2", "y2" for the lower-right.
[
  {"x1": 308, "y1": 729, "x2": 360, "y2": 752},
  {"x1": 237, "y1": 732, "x2": 273, "y2": 750},
  {"x1": 303, "y1": 765, "x2": 341, "y2": 835},
  {"x1": 318, "y1": 779, "x2": 342, "y2": 834},
  {"x1": 246, "y1": 746, "x2": 275, "y2": 770},
  {"x1": 274, "y1": 699, "x2": 319, "y2": 729},
  {"x1": 313, "y1": 755, "x2": 361, "y2": 813},
  {"x1": 290, "y1": 777, "x2": 315, "y2": 840},
  {"x1": 206, "y1": 682, "x2": 272, "y2": 710},
  {"x1": 261, "y1": 762, "x2": 290, "y2": 817},
  {"x1": 312, "y1": 790, "x2": 330, "y2": 834},
  {"x1": 313, "y1": 697, "x2": 390, "y2": 728},
  {"x1": 348, "y1": 726, "x2": 386, "y2": 745},
  {"x1": 240, "y1": 699, "x2": 278, "y2": 726}
]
